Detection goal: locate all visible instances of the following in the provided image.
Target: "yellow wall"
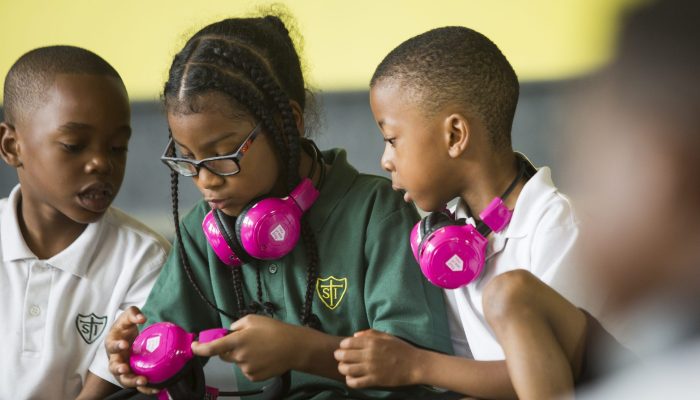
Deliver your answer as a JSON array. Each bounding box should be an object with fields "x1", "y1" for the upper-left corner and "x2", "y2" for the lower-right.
[{"x1": 1, "y1": 0, "x2": 640, "y2": 102}]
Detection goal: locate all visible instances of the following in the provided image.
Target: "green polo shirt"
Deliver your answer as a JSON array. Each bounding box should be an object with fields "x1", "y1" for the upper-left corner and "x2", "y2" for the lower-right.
[{"x1": 141, "y1": 149, "x2": 453, "y2": 399}]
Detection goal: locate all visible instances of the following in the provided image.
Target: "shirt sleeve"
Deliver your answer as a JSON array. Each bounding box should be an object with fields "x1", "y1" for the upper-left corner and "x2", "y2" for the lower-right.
[
  {"x1": 363, "y1": 204, "x2": 454, "y2": 355},
  {"x1": 528, "y1": 200, "x2": 597, "y2": 311}
]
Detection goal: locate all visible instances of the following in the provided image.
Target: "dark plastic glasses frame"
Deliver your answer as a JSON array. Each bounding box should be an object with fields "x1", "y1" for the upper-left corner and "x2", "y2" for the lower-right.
[{"x1": 160, "y1": 123, "x2": 261, "y2": 177}]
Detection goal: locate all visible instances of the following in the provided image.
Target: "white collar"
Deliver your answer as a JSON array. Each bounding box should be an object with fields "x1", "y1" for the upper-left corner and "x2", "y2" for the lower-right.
[
  {"x1": 455, "y1": 166, "x2": 558, "y2": 239},
  {"x1": 1, "y1": 184, "x2": 104, "y2": 278}
]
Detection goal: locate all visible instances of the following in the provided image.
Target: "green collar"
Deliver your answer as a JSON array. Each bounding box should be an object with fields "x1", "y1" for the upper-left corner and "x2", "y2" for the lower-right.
[{"x1": 307, "y1": 149, "x2": 358, "y2": 233}]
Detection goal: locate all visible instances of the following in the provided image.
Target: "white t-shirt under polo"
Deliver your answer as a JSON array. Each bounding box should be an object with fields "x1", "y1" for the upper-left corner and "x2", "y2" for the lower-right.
[
  {"x1": 445, "y1": 166, "x2": 581, "y2": 361},
  {"x1": 0, "y1": 185, "x2": 170, "y2": 400}
]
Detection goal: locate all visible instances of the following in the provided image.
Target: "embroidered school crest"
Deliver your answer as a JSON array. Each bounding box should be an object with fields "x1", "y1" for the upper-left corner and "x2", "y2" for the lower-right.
[
  {"x1": 75, "y1": 313, "x2": 107, "y2": 344},
  {"x1": 316, "y1": 276, "x2": 347, "y2": 310}
]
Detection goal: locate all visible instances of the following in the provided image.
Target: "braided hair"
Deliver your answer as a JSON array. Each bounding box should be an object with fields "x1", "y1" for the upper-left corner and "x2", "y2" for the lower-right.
[{"x1": 163, "y1": 16, "x2": 321, "y2": 329}]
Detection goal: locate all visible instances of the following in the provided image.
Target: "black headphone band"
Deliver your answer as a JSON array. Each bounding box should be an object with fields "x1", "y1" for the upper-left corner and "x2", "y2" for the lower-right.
[{"x1": 475, "y1": 155, "x2": 535, "y2": 236}]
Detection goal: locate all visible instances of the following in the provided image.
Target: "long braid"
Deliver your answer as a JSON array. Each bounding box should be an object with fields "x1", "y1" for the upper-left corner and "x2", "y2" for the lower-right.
[
  {"x1": 300, "y1": 219, "x2": 320, "y2": 328},
  {"x1": 213, "y1": 39, "x2": 321, "y2": 327},
  {"x1": 170, "y1": 170, "x2": 238, "y2": 320}
]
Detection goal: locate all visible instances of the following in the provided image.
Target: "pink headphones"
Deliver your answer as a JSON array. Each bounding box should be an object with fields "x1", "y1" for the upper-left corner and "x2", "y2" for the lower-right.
[
  {"x1": 130, "y1": 322, "x2": 227, "y2": 387},
  {"x1": 127, "y1": 322, "x2": 289, "y2": 400},
  {"x1": 410, "y1": 157, "x2": 535, "y2": 289},
  {"x1": 202, "y1": 178, "x2": 319, "y2": 267}
]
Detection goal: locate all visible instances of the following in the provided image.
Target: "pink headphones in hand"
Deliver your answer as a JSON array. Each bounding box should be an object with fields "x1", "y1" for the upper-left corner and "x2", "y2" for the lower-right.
[
  {"x1": 410, "y1": 157, "x2": 535, "y2": 289},
  {"x1": 126, "y1": 322, "x2": 290, "y2": 400},
  {"x1": 202, "y1": 178, "x2": 319, "y2": 267},
  {"x1": 130, "y1": 322, "x2": 227, "y2": 386}
]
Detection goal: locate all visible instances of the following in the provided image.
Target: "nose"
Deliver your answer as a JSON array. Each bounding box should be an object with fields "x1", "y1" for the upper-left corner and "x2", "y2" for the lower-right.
[
  {"x1": 195, "y1": 166, "x2": 226, "y2": 191},
  {"x1": 381, "y1": 145, "x2": 395, "y2": 173},
  {"x1": 85, "y1": 152, "x2": 113, "y2": 175}
]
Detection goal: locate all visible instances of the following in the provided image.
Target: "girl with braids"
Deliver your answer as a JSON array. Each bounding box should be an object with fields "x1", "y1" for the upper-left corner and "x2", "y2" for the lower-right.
[{"x1": 104, "y1": 15, "x2": 452, "y2": 398}]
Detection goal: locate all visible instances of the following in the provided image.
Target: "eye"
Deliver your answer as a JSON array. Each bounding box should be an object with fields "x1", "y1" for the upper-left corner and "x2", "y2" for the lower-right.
[
  {"x1": 111, "y1": 145, "x2": 129, "y2": 154},
  {"x1": 61, "y1": 143, "x2": 84, "y2": 153},
  {"x1": 383, "y1": 137, "x2": 396, "y2": 147},
  {"x1": 174, "y1": 146, "x2": 194, "y2": 159}
]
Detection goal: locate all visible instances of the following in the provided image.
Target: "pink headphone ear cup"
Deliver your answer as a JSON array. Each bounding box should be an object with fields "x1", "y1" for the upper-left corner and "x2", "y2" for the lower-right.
[
  {"x1": 418, "y1": 211, "x2": 457, "y2": 254},
  {"x1": 212, "y1": 209, "x2": 249, "y2": 263},
  {"x1": 236, "y1": 197, "x2": 302, "y2": 260},
  {"x1": 233, "y1": 197, "x2": 265, "y2": 259},
  {"x1": 415, "y1": 217, "x2": 488, "y2": 289},
  {"x1": 410, "y1": 221, "x2": 422, "y2": 262},
  {"x1": 129, "y1": 322, "x2": 195, "y2": 386}
]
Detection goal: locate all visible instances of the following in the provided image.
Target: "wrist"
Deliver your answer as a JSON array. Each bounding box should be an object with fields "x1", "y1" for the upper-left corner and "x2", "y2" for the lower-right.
[
  {"x1": 414, "y1": 347, "x2": 444, "y2": 387},
  {"x1": 407, "y1": 346, "x2": 429, "y2": 386},
  {"x1": 285, "y1": 323, "x2": 308, "y2": 371},
  {"x1": 287, "y1": 324, "x2": 344, "y2": 380}
]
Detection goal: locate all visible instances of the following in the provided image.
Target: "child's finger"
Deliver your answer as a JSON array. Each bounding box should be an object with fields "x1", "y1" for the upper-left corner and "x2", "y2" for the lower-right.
[
  {"x1": 114, "y1": 371, "x2": 147, "y2": 388},
  {"x1": 338, "y1": 362, "x2": 368, "y2": 378},
  {"x1": 346, "y1": 375, "x2": 375, "y2": 389},
  {"x1": 117, "y1": 306, "x2": 145, "y2": 328},
  {"x1": 334, "y1": 348, "x2": 364, "y2": 363},
  {"x1": 136, "y1": 386, "x2": 161, "y2": 395},
  {"x1": 339, "y1": 336, "x2": 367, "y2": 350},
  {"x1": 108, "y1": 359, "x2": 130, "y2": 375},
  {"x1": 106, "y1": 339, "x2": 130, "y2": 354},
  {"x1": 191, "y1": 334, "x2": 238, "y2": 357}
]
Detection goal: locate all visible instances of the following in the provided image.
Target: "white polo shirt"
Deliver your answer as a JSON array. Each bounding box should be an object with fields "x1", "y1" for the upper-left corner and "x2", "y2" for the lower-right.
[
  {"x1": 445, "y1": 166, "x2": 581, "y2": 360},
  {"x1": 0, "y1": 185, "x2": 170, "y2": 399}
]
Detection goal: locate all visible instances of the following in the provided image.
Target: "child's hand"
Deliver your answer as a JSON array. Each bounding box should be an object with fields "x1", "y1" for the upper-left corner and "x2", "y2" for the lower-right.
[
  {"x1": 192, "y1": 314, "x2": 302, "y2": 382},
  {"x1": 105, "y1": 307, "x2": 160, "y2": 395},
  {"x1": 334, "y1": 329, "x2": 423, "y2": 389}
]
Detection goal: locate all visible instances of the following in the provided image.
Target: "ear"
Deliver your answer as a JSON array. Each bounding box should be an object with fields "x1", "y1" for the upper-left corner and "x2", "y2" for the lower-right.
[
  {"x1": 0, "y1": 122, "x2": 22, "y2": 167},
  {"x1": 443, "y1": 113, "x2": 470, "y2": 158},
  {"x1": 289, "y1": 100, "x2": 305, "y2": 136}
]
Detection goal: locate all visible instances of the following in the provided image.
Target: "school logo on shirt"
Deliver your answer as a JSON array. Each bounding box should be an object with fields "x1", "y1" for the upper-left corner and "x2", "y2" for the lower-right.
[
  {"x1": 316, "y1": 276, "x2": 347, "y2": 310},
  {"x1": 75, "y1": 313, "x2": 108, "y2": 344}
]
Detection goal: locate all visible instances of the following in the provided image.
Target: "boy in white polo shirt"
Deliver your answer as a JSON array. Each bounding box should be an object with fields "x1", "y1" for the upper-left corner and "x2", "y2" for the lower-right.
[
  {"x1": 0, "y1": 46, "x2": 169, "y2": 399},
  {"x1": 333, "y1": 27, "x2": 582, "y2": 398}
]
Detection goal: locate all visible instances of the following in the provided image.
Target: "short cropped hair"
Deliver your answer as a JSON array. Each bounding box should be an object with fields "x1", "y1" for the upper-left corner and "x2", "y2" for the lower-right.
[
  {"x1": 371, "y1": 26, "x2": 519, "y2": 150},
  {"x1": 3, "y1": 45, "x2": 123, "y2": 124}
]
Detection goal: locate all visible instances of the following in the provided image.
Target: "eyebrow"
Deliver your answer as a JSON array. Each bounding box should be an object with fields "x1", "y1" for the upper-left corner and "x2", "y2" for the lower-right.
[
  {"x1": 58, "y1": 122, "x2": 93, "y2": 133},
  {"x1": 172, "y1": 130, "x2": 243, "y2": 151}
]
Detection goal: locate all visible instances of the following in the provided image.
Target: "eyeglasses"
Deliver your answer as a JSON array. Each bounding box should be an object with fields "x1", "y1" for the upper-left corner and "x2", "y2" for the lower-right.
[{"x1": 160, "y1": 123, "x2": 261, "y2": 177}]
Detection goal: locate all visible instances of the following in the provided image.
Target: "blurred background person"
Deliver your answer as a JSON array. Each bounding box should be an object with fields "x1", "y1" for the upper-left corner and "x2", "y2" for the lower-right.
[{"x1": 566, "y1": 0, "x2": 700, "y2": 396}]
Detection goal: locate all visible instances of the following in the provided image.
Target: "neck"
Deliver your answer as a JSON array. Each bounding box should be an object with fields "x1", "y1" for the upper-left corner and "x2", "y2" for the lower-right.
[
  {"x1": 17, "y1": 192, "x2": 87, "y2": 260},
  {"x1": 459, "y1": 151, "x2": 524, "y2": 218}
]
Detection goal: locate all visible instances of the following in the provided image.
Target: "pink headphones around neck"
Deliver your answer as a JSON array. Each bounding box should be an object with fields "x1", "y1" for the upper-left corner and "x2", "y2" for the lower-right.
[
  {"x1": 410, "y1": 157, "x2": 535, "y2": 289},
  {"x1": 202, "y1": 178, "x2": 319, "y2": 267}
]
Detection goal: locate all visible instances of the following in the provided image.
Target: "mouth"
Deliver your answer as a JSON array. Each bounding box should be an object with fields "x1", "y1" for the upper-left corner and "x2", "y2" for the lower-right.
[
  {"x1": 392, "y1": 185, "x2": 412, "y2": 203},
  {"x1": 77, "y1": 183, "x2": 115, "y2": 213},
  {"x1": 205, "y1": 198, "x2": 232, "y2": 210}
]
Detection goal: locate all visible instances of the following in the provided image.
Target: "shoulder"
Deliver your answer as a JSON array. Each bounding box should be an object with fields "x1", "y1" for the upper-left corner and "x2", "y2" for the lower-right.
[
  {"x1": 351, "y1": 173, "x2": 400, "y2": 203},
  {"x1": 536, "y1": 191, "x2": 578, "y2": 231},
  {"x1": 102, "y1": 207, "x2": 171, "y2": 255},
  {"x1": 519, "y1": 166, "x2": 578, "y2": 234},
  {"x1": 321, "y1": 148, "x2": 418, "y2": 225},
  {"x1": 347, "y1": 173, "x2": 418, "y2": 222},
  {"x1": 179, "y1": 200, "x2": 210, "y2": 235}
]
